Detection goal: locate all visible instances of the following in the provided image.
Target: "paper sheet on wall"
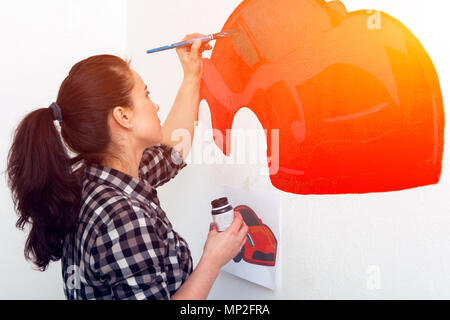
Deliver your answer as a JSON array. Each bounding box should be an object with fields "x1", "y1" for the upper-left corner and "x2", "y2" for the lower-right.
[{"x1": 219, "y1": 185, "x2": 281, "y2": 290}]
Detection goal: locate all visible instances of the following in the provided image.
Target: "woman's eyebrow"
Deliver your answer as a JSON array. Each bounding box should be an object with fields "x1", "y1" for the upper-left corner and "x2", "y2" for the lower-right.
[{"x1": 144, "y1": 84, "x2": 148, "y2": 91}]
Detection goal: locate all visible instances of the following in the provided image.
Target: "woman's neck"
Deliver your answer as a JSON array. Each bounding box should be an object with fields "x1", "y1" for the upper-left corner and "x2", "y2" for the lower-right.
[{"x1": 102, "y1": 148, "x2": 144, "y2": 181}]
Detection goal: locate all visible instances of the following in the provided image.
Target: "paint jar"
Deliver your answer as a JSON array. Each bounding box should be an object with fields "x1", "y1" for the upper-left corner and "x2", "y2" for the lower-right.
[{"x1": 211, "y1": 197, "x2": 234, "y2": 232}]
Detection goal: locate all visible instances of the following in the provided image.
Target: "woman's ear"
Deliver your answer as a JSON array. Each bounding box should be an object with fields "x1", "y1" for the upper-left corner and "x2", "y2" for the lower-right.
[{"x1": 112, "y1": 106, "x2": 133, "y2": 129}]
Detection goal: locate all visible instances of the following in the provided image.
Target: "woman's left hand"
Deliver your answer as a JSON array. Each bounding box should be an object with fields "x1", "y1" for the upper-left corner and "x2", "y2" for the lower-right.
[{"x1": 176, "y1": 33, "x2": 212, "y2": 82}]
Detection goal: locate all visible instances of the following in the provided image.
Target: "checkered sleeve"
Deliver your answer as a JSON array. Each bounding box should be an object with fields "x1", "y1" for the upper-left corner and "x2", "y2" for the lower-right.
[
  {"x1": 89, "y1": 202, "x2": 171, "y2": 300},
  {"x1": 139, "y1": 144, "x2": 187, "y2": 188}
]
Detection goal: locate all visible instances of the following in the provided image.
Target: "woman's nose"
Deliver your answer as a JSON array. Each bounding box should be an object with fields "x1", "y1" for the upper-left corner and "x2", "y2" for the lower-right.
[{"x1": 154, "y1": 103, "x2": 160, "y2": 112}]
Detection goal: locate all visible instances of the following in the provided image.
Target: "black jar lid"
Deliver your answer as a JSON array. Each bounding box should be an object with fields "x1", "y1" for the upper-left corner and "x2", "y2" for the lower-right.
[{"x1": 211, "y1": 197, "x2": 229, "y2": 209}]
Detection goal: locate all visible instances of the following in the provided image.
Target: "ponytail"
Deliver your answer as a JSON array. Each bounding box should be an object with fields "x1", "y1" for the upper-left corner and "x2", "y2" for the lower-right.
[
  {"x1": 7, "y1": 106, "x2": 81, "y2": 271},
  {"x1": 6, "y1": 54, "x2": 134, "y2": 271}
]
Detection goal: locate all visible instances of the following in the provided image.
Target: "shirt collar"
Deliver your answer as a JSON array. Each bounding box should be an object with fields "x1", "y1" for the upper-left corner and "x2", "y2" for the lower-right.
[{"x1": 84, "y1": 162, "x2": 159, "y2": 207}]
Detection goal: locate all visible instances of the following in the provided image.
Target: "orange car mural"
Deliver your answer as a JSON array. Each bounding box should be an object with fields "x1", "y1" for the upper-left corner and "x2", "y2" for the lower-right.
[
  {"x1": 233, "y1": 205, "x2": 277, "y2": 267},
  {"x1": 200, "y1": 0, "x2": 444, "y2": 195}
]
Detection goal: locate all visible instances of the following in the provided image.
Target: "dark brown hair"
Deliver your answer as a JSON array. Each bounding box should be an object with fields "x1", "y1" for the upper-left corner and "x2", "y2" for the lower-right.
[{"x1": 6, "y1": 54, "x2": 134, "y2": 271}]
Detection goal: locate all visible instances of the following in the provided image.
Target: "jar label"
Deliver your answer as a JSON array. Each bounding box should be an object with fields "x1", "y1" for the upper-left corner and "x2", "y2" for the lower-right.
[{"x1": 213, "y1": 210, "x2": 234, "y2": 232}]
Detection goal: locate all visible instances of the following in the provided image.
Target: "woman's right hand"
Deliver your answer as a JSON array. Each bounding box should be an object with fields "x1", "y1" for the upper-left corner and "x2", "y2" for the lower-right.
[{"x1": 201, "y1": 210, "x2": 249, "y2": 270}]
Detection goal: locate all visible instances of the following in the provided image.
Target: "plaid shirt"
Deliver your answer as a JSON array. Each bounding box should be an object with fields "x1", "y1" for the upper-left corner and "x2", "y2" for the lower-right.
[{"x1": 61, "y1": 144, "x2": 192, "y2": 300}]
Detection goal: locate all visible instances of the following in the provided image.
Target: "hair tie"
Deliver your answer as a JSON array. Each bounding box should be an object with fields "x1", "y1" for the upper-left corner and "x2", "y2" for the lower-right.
[{"x1": 49, "y1": 102, "x2": 63, "y2": 123}]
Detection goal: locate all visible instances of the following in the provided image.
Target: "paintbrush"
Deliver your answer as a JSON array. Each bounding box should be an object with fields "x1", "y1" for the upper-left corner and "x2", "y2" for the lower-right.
[{"x1": 146, "y1": 30, "x2": 238, "y2": 54}]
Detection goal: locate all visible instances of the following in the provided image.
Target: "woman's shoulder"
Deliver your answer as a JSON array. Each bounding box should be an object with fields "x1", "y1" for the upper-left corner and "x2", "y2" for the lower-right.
[
  {"x1": 79, "y1": 179, "x2": 153, "y2": 232},
  {"x1": 139, "y1": 143, "x2": 187, "y2": 188}
]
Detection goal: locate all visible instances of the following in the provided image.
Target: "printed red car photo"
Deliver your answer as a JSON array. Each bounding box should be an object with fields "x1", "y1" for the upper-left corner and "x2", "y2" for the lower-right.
[{"x1": 233, "y1": 205, "x2": 277, "y2": 266}]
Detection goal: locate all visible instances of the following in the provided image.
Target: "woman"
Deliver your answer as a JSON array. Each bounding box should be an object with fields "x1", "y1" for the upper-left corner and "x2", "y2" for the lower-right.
[{"x1": 6, "y1": 34, "x2": 248, "y2": 300}]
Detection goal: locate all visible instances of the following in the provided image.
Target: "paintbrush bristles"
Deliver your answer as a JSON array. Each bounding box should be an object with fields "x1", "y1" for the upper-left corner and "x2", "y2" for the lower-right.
[{"x1": 213, "y1": 29, "x2": 240, "y2": 39}]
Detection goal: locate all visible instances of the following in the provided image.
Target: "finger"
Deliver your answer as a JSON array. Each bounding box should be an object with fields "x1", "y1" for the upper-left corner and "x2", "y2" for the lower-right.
[
  {"x1": 240, "y1": 235, "x2": 247, "y2": 248},
  {"x1": 209, "y1": 227, "x2": 218, "y2": 236},
  {"x1": 238, "y1": 220, "x2": 248, "y2": 233},
  {"x1": 181, "y1": 34, "x2": 206, "y2": 50},
  {"x1": 190, "y1": 39, "x2": 202, "y2": 58},
  {"x1": 200, "y1": 42, "x2": 213, "y2": 52},
  {"x1": 178, "y1": 34, "x2": 210, "y2": 57},
  {"x1": 179, "y1": 34, "x2": 208, "y2": 51},
  {"x1": 238, "y1": 221, "x2": 249, "y2": 239},
  {"x1": 200, "y1": 40, "x2": 211, "y2": 47},
  {"x1": 176, "y1": 45, "x2": 190, "y2": 59},
  {"x1": 209, "y1": 222, "x2": 217, "y2": 231},
  {"x1": 228, "y1": 210, "x2": 244, "y2": 233}
]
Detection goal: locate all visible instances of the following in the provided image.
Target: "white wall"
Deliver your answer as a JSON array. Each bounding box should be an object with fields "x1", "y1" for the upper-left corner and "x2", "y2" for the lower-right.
[
  {"x1": 0, "y1": 0, "x2": 127, "y2": 299},
  {"x1": 126, "y1": 0, "x2": 450, "y2": 299},
  {"x1": 1, "y1": 0, "x2": 449, "y2": 300}
]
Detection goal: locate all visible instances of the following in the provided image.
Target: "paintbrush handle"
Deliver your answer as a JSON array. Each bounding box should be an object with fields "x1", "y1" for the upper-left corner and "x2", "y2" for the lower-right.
[{"x1": 147, "y1": 34, "x2": 214, "y2": 54}]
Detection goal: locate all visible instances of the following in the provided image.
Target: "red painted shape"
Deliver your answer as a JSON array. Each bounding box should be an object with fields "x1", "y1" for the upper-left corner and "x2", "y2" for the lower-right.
[
  {"x1": 200, "y1": 0, "x2": 444, "y2": 194},
  {"x1": 234, "y1": 205, "x2": 277, "y2": 267}
]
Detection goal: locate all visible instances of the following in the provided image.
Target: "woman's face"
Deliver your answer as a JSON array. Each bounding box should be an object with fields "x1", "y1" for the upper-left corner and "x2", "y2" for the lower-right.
[{"x1": 128, "y1": 69, "x2": 162, "y2": 148}]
